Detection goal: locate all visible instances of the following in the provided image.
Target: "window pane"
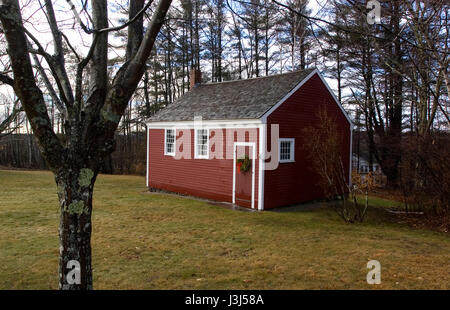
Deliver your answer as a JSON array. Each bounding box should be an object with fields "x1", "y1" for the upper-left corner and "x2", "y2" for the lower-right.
[
  {"x1": 196, "y1": 129, "x2": 208, "y2": 157},
  {"x1": 166, "y1": 129, "x2": 175, "y2": 154},
  {"x1": 280, "y1": 141, "x2": 292, "y2": 161}
]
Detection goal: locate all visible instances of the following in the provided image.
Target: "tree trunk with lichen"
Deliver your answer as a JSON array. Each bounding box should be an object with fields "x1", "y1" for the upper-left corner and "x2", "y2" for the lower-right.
[
  {"x1": 56, "y1": 166, "x2": 97, "y2": 289},
  {"x1": 0, "y1": 0, "x2": 172, "y2": 290}
]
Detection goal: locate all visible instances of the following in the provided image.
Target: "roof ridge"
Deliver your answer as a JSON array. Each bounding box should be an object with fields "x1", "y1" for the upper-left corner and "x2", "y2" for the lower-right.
[{"x1": 199, "y1": 67, "x2": 316, "y2": 87}]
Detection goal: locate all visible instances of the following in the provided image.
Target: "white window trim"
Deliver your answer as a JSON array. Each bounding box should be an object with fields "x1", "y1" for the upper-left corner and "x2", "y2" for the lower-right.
[
  {"x1": 278, "y1": 138, "x2": 295, "y2": 163},
  {"x1": 164, "y1": 128, "x2": 176, "y2": 156},
  {"x1": 194, "y1": 128, "x2": 209, "y2": 159}
]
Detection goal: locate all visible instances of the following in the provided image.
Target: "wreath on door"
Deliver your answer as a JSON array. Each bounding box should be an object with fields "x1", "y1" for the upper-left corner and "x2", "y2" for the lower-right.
[{"x1": 236, "y1": 155, "x2": 251, "y2": 173}]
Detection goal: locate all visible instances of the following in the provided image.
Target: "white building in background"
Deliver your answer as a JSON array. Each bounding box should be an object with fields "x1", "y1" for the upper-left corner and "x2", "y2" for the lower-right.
[{"x1": 352, "y1": 154, "x2": 381, "y2": 174}]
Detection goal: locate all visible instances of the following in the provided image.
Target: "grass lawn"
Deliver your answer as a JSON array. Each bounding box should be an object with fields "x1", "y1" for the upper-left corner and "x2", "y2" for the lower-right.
[
  {"x1": 356, "y1": 195, "x2": 404, "y2": 210},
  {"x1": 0, "y1": 170, "x2": 448, "y2": 290}
]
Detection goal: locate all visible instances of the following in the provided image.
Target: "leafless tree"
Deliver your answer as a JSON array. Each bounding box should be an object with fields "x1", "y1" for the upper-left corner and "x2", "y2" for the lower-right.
[
  {"x1": 0, "y1": 0, "x2": 172, "y2": 289},
  {"x1": 0, "y1": 97, "x2": 23, "y2": 138},
  {"x1": 303, "y1": 108, "x2": 369, "y2": 223}
]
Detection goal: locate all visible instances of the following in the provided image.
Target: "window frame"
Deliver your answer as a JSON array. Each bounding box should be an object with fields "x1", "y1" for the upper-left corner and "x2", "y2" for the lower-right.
[
  {"x1": 278, "y1": 138, "x2": 295, "y2": 163},
  {"x1": 194, "y1": 128, "x2": 209, "y2": 159},
  {"x1": 164, "y1": 128, "x2": 176, "y2": 156}
]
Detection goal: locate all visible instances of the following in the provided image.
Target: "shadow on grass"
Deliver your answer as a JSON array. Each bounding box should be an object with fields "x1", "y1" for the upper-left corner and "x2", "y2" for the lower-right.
[{"x1": 269, "y1": 199, "x2": 400, "y2": 226}]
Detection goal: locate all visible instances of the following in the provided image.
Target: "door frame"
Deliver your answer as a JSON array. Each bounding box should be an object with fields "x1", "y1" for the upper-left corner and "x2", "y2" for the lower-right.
[{"x1": 232, "y1": 142, "x2": 256, "y2": 209}]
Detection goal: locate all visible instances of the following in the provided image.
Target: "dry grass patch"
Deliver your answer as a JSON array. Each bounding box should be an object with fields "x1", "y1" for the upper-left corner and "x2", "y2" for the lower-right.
[{"x1": 0, "y1": 170, "x2": 449, "y2": 289}]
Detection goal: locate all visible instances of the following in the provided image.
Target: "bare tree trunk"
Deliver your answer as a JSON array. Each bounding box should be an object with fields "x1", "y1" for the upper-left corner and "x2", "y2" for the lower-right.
[
  {"x1": 0, "y1": 0, "x2": 172, "y2": 290},
  {"x1": 56, "y1": 167, "x2": 97, "y2": 289}
]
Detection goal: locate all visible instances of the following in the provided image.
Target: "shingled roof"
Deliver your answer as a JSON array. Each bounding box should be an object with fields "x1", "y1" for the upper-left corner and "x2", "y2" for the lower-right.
[{"x1": 149, "y1": 68, "x2": 316, "y2": 122}]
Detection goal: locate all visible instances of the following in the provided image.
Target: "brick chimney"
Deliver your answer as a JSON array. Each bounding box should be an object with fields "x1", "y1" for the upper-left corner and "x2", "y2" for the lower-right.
[{"x1": 189, "y1": 68, "x2": 202, "y2": 89}]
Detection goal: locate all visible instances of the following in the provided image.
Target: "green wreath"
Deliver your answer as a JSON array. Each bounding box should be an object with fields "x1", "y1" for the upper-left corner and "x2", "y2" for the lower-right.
[{"x1": 236, "y1": 155, "x2": 251, "y2": 173}]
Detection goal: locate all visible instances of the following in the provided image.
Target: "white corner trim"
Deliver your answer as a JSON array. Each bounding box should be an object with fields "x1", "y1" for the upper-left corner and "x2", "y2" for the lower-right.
[
  {"x1": 163, "y1": 128, "x2": 176, "y2": 156},
  {"x1": 258, "y1": 124, "x2": 265, "y2": 211},
  {"x1": 194, "y1": 128, "x2": 209, "y2": 159}
]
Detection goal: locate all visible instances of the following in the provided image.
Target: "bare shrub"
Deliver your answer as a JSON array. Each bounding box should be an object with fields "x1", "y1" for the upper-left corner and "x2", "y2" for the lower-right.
[
  {"x1": 400, "y1": 133, "x2": 450, "y2": 217},
  {"x1": 303, "y1": 108, "x2": 372, "y2": 223},
  {"x1": 133, "y1": 162, "x2": 146, "y2": 176}
]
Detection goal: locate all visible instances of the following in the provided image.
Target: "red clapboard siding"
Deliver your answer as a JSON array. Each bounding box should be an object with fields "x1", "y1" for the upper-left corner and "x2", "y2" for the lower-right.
[
  {"x1": 264, "y1": 73, "x2": 351, "y2": 209},
  {"x1": 148, "y1": 128, "x2": 259, "y2": 207}
]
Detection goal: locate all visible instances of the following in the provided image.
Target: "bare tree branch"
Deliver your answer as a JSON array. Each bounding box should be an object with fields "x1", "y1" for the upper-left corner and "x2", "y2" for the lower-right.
[
  {"x1": 0, "y1": 0, "x2": 65, "y2": 170},
  {"x1": 0, "y1": 99, "x2": 22, "y2": 135},
  {"x1": 0, "y1": 72, "x2": 14, "y2": 87},
  {"x1": 31, "y1": 53, "x2": 66, "y2": 116}
]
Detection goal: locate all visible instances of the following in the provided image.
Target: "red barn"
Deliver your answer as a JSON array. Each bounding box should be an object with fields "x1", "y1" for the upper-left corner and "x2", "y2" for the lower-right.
[{"x1": 146, "y1": 68, "x2": 353, "y2": 210}]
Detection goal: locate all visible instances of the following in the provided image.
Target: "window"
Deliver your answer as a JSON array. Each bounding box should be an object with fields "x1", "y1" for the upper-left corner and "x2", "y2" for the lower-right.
[
  {"x1": 164, "y1": 129, "x2": 175, "y2": 156},
  {"x1": 279, "y1": 138, "x2": 295, "y2": 163},
  {"x1": 195, "y1": 128, "x2": 209, "y2": 159}
]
